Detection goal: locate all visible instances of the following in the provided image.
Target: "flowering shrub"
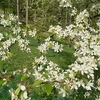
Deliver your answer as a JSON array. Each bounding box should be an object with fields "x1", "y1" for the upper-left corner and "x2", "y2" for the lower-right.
[
  {"x1": 0, "y1": 14, "x2": 32, "y2": 60},
  {"x1": 57, "y1": 0, "x2": 72, "y2": 8},
  {"x1": 38, "y1": 37, "x2": 63, "y2": 53},
  {"x1": 0, "y1": 1, "x2": 100, "y2": 100}
]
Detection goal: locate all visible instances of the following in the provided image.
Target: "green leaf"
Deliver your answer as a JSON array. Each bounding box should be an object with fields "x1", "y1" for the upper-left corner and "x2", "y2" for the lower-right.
[
  {"x1": 33, "y1": 87, "x2": 42, "y2": 95},
  {"x1": 0, "y1": 42, "x2": 2, "y2": 46},
  {"x1": 20, "y1": 93, "x2": 25, "y2": 100},
  {"x1": 7, "y1": 52, "x2": 12, "y2": 57},
  {"x1": 21, "y1": 74, "x2": 27, "y2": 81},
  {"x1": 64, "y1": 73, "x2": 69, "y2": 78},
  {"x1": 0, "y1": 79, "x2": 5, "y2": 86},
  {"x1": 51, "y1": 29, "x2": 55, "y2": 34},
  {"x1": 26, "y1": 24, "x2": 30, "y2": 28},
  {"x1": 73, "y1": 72, "x2": 76, "y2": 77},
  {"x1": 0, "y1": 60, "x2": 3, "y2": 67},
  {"x1": 42, "y1": 83, "x2": 52, "y2": 95},
  {"x1": 82, "y1": 77, "x2": 88, "y2": 83},
  {"x1": 15, "y1": 87, "x2": 21, "y2": 95},
  {"x1": 32, "y1": 80, "x2": 43, "y2": 87},
  {"x1": 49, "y1": 43, "x2": 52, "y2": 48},
  {"x1": 34, "y1": 35, "x2": 38, "y2": 39}
]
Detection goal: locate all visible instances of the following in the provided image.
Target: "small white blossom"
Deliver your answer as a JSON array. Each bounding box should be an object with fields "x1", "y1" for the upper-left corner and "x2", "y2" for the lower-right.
[
  {"x1": 85, "y1": 81, "x2": 93, "y2": 90},
  {"x1": 59, "y1": 88, "x2": 66, "y2": 97},
  {"x1": 29, "y1": 29, "x2": 36, "y2": 37},
  {"x1": 23, "y1": 91, "x2": 28, "y2": 99},
  {"x1": 20, "y1": 85, "x2": 26, "y2": 91}
]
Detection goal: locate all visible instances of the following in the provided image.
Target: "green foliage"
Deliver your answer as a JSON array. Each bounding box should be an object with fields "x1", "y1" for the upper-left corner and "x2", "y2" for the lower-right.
[
  {"x1": 42, "y1": 83, "x2": 53, "y2": 96},
  {"x1": 0, "y1": 60, "x2": 3, "y2": 67},
  {"x1": 0, "y1": 85, "x2": 11, "y2": 100},
  {"x1": 32, "y1": 80, "x2": 43, "y2": 87},
  {"x1": 0, "y1": 0, "x2": 100, "y2": 100}
]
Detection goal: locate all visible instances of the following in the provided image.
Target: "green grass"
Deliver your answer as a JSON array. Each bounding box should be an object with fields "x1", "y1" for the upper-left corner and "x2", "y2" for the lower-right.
[{"x1": 3, "y1": 38, "x2": 39, "y2": 71}]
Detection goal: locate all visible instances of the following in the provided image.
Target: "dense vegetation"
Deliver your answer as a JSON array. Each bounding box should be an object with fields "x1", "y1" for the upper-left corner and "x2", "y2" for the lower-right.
[{"x1": 0, "y1": 0, "x2": 100, "y2": 100}]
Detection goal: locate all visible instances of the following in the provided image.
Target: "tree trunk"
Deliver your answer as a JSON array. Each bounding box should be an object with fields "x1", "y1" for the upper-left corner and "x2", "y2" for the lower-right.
[
  {"x1": 26, "y1": 0, "x2": 28, "y2": 25},
  {"x1": 17, "y1": 0, "x2": 19, "y2": 21}
]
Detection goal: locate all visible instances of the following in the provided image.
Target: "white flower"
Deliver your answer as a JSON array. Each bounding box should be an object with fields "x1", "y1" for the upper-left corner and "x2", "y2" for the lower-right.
[
  {"x1": 85, "y1": 81, "x2": 93, "y2": 90},
  {"x1": 18, "y1": 39, "x2": 30, "y2": 52},
  {"x1": 12, "y1": 26, "x2": 21, "y2": 34},
  {"x1": 9, "y1": 14, "x2": 15, "y2": 21},
  {"x1": 35, "y1": 56, "x2": 47, "y2": 65},
  {"x1": 59, "y1": 88, "x2": 66, "y2": 97},
  {"x1": 9, "y1": 89, "x2": 17, "y2": 100},
  {"x1": 52, "y1": 42, "x2": 63, "y2": 52},
  {"x1": 48, "y1": 25, "x2": 55, "y2": 33},
  {"x1": 45, "y1": 37, "x2": 50, "y2": 42},
  {"x1": 23, "y1": 68, "x2": 27, "y2": 73},
  {"x1": 38, "y1": 43, "x2": 47, "y2": 53},
  {"x1": 29, "y1": 29, "x2": 36, "y2": 37},
  {"x1": 77, "y1": 80, "x2": 85, "y2": 87},
  {"x1": 58, "y1": 0, "x2": 72, "y2": 8},
  {"x1": 71, "y1": 80, "x2": 78, "y2": 90},
  {"x1": 54, "y1": 83, "x2": 60, "y2": 89},
  {"x1": 97, "y1": 86, "x2": 100, "y2": 91},
  {"x1": 0, "y1": 19, "x2": 8, "y2": 27},
  {"x1": 38, "y1": 65, "x2": 43, "y2": 71},
  {"x1": 76, "y1": 9, "x2": 89, "y2": 24},
  {"x1": 33, "y1": 70, "x2": 43, "y2": 80},
  {"x1": 71, "y1": 7, "x2": 77, "y2": 16},
  {"x1": 46, "y1": 66, "x2": 53, "y2": 72},
  {"x1": 1, "y1": 14, "x2": 4, "y2": 18},
  {"x1": 23, "y1": 91, "x2": 28, "y2": 99},
  {"x1": 20, "y1": 85, "x2": 26, "y2": 91},
  {"x1": 84, "y1": 92, "x2": 90, "y2": 98}
]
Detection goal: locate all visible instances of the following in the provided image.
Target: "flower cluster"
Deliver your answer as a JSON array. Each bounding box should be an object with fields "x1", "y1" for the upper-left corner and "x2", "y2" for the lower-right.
[
  {"x1": 0, "y1": 14, "x2": 32, "y2": 60},
  {"x1": 38, "y1": 37, "x2": 63, "y2": 53},
  {"x1": 12, "y1": 26, "x2": 21, "y2": 34},
  {"x1": 57, "y1": 0, "x2": 72, "y2": 8},
  {"x1": 29, "y1": 29, "x2": 36, "y2": 37},
  {"x1": 0, "y1": 14, "x2": 11, "y2": 27},
  {"x1": 18, "y1": 37, "x2": 31, "y2": 53},
  {"x1": 32, "y1": 56, "x2": 69, "y2": 97},
  {"x1": 90, "y1": 3, "x2": 100, "y2": 14},
  {"x1": 48, "y1": 9, "x2": 100, "y2": 97},
  {"x1": 9, "y1": 84, "x2": 31, "y2": 100},
  {"x1": 75, "y1": 9, "x2": 89, "y2": 24},
  {"x1": 71, "y1": 7, "x2": 77, "y2": 16},
  {"x1": 0, "y1": 14, "x2": 18, "y2": 27},
  {"x1": 0, "y1": 37, "x2": 16, "y2": 60}
]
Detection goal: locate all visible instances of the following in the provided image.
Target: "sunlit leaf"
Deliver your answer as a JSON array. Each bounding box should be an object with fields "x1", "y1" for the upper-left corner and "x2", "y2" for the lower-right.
[
  {"x1": 32, "y1": 80, "x2": 43, "y2": 87},
  {"x1": 42, "y1": 83, "x2": 52, "y2": 95},
  {"x1": 15, "y1": 87, "x2": 21, "y2": 95}
]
